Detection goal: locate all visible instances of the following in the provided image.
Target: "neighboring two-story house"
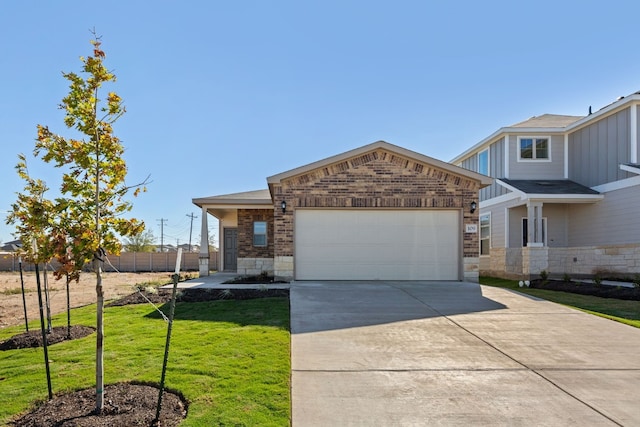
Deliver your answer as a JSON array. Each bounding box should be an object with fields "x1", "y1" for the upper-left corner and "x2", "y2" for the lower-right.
[{"x1": 451, "y1": 92, "x2": 640, "y2": 280}]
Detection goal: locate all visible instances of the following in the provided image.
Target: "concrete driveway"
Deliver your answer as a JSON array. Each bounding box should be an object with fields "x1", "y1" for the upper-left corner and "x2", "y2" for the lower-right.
[{"x1": 290, "y1": 281, "x2": 640, "y2": 426}]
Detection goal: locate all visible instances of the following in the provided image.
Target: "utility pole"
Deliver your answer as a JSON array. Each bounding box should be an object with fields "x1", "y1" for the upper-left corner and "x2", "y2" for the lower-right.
[
  {"x1": 186, "y1": 212, "x2": 198, "y2": 252},
  {"x1": 157, "y1": 218, "x2": 167, "y2": 252}
]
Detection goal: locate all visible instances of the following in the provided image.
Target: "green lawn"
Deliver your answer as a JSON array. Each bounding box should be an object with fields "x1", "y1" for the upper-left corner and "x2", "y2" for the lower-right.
[
  {"x1": 0, "y1": 297, "x2": 290, "y2": 426},
  {"x1": 481, "y1": 276, "x2": 640, "y2": 328}
]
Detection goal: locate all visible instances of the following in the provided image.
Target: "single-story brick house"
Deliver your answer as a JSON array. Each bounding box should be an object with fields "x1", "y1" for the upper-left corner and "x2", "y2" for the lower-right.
[{"x1": 193, "y1": 141, "x2": 492, "y2": 282}]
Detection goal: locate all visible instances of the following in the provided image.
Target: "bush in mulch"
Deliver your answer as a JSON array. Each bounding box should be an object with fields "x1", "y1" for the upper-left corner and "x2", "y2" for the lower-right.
[
  {"x1": 530, "y1": 279, "x2": 640, "y2": 301},
  {"x1": 0, "y1": 325, "x2": 95, "y2": 351},
  {"x1": 107, "y1": 287, "x2": 289, "y2": 306},
  {"x1": 222, "y1": 272, "x2": 288, "y2": 285},
  {"x1": 11, "y1": 382, "x2": 187, "y2": 427}
]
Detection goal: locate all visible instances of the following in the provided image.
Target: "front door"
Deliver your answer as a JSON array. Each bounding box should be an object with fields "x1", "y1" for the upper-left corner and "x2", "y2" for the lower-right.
[{"x1": 223, "y1": 228, "x2": 238, "y2": 271}]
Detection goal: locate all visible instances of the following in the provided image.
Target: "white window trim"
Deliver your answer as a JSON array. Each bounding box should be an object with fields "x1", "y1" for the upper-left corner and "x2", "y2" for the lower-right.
[
  {"x1": 517, "y1": 136, "x2": 552, "y2": 162},
  {"x1": 480, "y1": 213, "x2": 491, "y2": 256},
  {"x1": 478, "y1": 148, "x2": 490, "y2": 176}
]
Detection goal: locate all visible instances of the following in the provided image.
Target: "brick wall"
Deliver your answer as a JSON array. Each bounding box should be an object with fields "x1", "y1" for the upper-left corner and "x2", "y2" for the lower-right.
[
  {"x1": 271, "y1": 148, "x2": 481, "y2": 262},
  {"x1": 237, "y1": 208, "x2": 275, "y2": 258}
]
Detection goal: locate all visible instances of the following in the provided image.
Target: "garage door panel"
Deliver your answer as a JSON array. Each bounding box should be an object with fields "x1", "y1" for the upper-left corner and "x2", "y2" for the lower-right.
[{"x1": 295, "y1": 210, "x2": 460, "y2": 280}]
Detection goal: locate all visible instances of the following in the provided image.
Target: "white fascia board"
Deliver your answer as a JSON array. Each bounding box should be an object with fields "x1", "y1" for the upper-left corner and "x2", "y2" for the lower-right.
[
  {"x1": 479, "y1": 192, "x2": 521, "y2": 209},
  {"x1": 527, "y1": 194, "x2": 604, "y2": 203},
  {"x1": 563, "y1": 134, "x2": 569, "y2": 179},
  {"x1": 564, "y1": 94, "x2": 640, "y2": 133},
  {"x1": 593, "y1": 174, "x2": 640, "y2": 192},
  {"x1": 620, "y1": 164, "x2": 640, "y2": 175},
  {"x1": 630, "y1": 104, "x2": 638, "y2": 163},
  {"x1": 495, "y1": 179, "x2": 527, "y2": 199}
]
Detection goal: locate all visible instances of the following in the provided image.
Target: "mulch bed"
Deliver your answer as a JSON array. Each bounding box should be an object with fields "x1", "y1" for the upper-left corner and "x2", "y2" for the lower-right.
[
  {"x1": 11, "y1": 382, "x2": 187, "y2": 427},
  {"x1": 107, "y1": 287, "x2": 290, "y2": 306},
  {"x1": 529, "y1": 279, "x2": 640, "y2": 301},
  {"x1": 0, "y1": 325, "x2": 95, "y2": 351},
  {"x1": 4, "y1": 286, "x2": 288, "y2": 426}
]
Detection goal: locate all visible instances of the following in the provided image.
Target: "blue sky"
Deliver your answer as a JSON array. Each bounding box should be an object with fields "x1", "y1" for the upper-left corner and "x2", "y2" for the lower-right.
[{"x1": 1, "y1": 1, "x2": 639, "y2": 248}]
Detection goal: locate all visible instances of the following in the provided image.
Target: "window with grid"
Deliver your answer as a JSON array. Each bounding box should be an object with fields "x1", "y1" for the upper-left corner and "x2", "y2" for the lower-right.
[
  {"x1": 253, "y1": 221, "x2": 267, "y2": 246},
  {"x1": 518, "y1": 137, "x2": 549, "y2": 160}
]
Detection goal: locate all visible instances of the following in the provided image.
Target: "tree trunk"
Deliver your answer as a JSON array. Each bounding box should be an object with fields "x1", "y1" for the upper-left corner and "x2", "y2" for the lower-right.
[
  {"x1": 95, "y1": 260, "x2": 104, "y2": 413},
  {"x1": 66, "y1": 273, "x2": 71, "y2": 339},
  {"x1": 43, "y1": 266, "x2": 52, "y2": 333}
]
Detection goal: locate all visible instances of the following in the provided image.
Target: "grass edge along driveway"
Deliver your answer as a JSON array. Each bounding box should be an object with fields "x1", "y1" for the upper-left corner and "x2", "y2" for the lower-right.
[
  {"x1": 481, "y1": 276, "x2": 640, "y2": 328},
  {"x1": 0, "y1": 297, "x2": 290, "y2": 426}
]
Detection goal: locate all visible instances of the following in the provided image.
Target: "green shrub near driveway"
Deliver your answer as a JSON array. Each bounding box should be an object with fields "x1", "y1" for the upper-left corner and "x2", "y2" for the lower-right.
[{"x1": 0, "y1": 298, "x2": 290, "y2": 426}]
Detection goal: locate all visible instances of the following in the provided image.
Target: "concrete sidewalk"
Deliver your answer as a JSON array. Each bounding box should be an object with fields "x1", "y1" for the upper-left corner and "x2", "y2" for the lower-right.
[{"x1": 291, "y1": 281, "x2": 640, "y2": 426}]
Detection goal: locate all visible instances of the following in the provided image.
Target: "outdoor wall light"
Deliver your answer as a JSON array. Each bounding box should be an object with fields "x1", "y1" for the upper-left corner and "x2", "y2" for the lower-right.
[
  {"x1": 470, "y1": 201, "x2": 477, "y2": 214},
  {"x1": 281, "y1": 200, "x2": 287, "y2": 213}
]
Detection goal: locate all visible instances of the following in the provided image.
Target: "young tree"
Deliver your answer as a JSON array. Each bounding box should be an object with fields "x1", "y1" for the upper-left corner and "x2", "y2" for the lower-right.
[
  {"x1": 124, "y1": 228, "x2": 157, "y2": 252},
  {"x1": 6, "y1": 156, "x2": 56, "y2": 398},
  {"x1": 34, "y1": 33, "x2": 146, "y2": 413}
]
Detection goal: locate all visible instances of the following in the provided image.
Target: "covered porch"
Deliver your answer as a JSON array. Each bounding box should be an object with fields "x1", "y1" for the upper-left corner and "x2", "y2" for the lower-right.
[
  {"x1": 493, "y1": 179, "x2": 604, "y2": 279},
  {"x1": 192, "y1": 189, "x2": 274, "y2": 276}
]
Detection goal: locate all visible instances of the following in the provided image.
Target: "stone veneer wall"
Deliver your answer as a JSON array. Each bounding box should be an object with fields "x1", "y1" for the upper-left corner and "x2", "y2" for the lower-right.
[
  {"x1": 237, "y1": 257, "x2": 274, "y2": 276},
  {"x1": 270, "y1": 148, "x2": 482, "y2": 281},
  {"x1": 480, "y1": 244, "x2": 640, "y2": 280},
  {"x1": 548, "y1": 244, "x2": 640, "y2": 278}
]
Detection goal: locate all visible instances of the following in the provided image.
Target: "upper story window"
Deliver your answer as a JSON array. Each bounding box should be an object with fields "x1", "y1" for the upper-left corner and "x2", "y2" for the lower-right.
[
  {"x1": 478, "y1": 149, "x2": 489, "y2": 175},
  {"x1": 518, "y1": 137, "x2": 550, "y2": 161},
  {"x1": 253, "y1": 221, "x2": 267, "y2": 246}
]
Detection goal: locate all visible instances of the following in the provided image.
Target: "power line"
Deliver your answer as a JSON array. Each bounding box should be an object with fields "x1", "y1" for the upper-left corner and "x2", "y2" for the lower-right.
[
  {"x1": 157, "y1": 218, "x2": 168, "y2": 252},
  {"x1": 186, "y1": 212, "x2": 198, "y2": 252}
]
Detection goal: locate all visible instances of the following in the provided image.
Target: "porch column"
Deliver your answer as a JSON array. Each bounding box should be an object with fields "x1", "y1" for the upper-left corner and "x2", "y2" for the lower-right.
[
  {"x1": 198, "y1": 206, "x2": 209, "y2": 276},
  {"x1": 526, "y1": 201, "x2": 544, "y2": 247},
  {"x1": 523, "y1": 201, "x2": 547, "y2": 279}
]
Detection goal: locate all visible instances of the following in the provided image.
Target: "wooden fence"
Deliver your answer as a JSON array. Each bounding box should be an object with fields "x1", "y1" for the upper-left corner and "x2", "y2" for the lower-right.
[{"x1": 0, "y1": 251, "x2": 219, "y2": 273}]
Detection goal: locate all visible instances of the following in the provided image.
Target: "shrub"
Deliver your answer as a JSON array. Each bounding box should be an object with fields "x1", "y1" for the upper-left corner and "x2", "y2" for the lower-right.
[
  {"x1": 562, "y1": 273, "x2": 571, "y2": 283},
  {"x1": 593, "y1": 274, "x2": 602, "y2": 287},
  {"x1": 539, "y1": 270, "x2": 549, "y2": 281}
]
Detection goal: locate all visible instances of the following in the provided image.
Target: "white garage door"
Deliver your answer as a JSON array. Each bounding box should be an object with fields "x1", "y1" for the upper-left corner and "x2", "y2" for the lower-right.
[{"x1": 295, "y1": 210, "x2": 460, "y2": 280}]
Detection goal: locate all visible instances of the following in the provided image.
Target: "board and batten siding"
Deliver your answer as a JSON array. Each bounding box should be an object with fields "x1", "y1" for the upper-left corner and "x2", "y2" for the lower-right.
[
  {"x1": 569, "y1": 108, "x2": 631, "y2": 187},
  {"x1": 460, "y1": 137, "x2": 506, "y2": 202},
  {"x1": 507, "y1": 134, "x2": 565, "y2": 179},
  {"x1": 567, "y1": 184, "x2": 640, "y2": 246}
]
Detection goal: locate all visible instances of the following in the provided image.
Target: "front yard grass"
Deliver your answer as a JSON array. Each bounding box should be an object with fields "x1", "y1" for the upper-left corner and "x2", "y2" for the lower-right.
[
  {"x1": 0, "y1": 297, "x2": 290, "y2": 426},
  {"x1": 481, "y1": 276, "x2": 640, "y2": 328}
]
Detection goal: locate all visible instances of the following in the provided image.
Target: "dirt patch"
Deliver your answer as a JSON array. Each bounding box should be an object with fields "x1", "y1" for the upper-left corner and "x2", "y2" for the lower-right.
[
  {"x1": 0, "y1": 325, "x2": 95, "y2": 351},
  {"x1": 0, "y1": 271, "x2": 174, "y2": 329},
  {"x1": 530, "y1": 279, "x2": 640, "y2": 300},
  {"x1": 11, "y1": 382, "x2": 187, "y2": 426}
]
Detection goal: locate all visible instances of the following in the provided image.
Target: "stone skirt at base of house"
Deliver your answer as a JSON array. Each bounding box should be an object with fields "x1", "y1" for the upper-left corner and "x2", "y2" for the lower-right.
[
  {"x1": 237, "y1": 258, "x2": 275, "y2": 276},
  {"x1": 481, "y1": 244, "x2": 640, "y2": 280}
]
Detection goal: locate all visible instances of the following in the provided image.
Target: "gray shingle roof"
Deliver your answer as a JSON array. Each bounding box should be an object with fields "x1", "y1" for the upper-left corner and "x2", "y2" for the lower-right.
[
  {"x1": 509, "y1": 114, "x2": 584, "y2": 128},
  {"x1": 499, "y1": 179, "x2": 599, "y2": 195}
]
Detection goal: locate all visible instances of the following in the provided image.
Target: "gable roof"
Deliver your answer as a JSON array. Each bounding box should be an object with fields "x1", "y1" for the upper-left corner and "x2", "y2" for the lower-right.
[
  {"x1": 451, "y1": 91, "x2": 640, "y2": 165},
  {"x1": 267, "y1": 140, "x2": 493, "y2": 187}
]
